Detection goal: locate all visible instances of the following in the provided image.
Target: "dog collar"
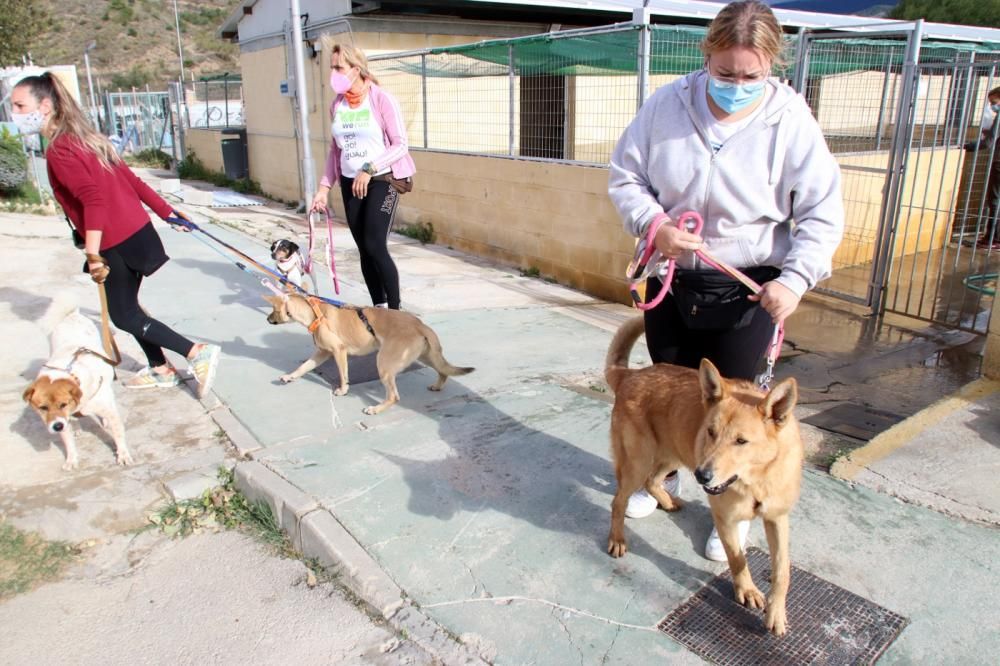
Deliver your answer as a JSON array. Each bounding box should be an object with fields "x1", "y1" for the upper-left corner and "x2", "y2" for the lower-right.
[{"x1": 306, "y1": 297, "x2": 325, "y2": 334}]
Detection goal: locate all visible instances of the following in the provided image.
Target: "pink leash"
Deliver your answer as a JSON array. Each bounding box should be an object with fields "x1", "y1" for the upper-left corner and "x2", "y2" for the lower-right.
[
  {"x1": 306, "y1": 211, "x2": 340, "y2": 295},
  {"x1": 627, "y1": 211, "x2": 785, "y2": 389}
]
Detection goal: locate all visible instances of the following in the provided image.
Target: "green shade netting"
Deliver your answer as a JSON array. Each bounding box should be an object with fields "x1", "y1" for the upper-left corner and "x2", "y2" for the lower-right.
[{"x1": 379, "y1": 24, "x2": 999, "y2": 79}]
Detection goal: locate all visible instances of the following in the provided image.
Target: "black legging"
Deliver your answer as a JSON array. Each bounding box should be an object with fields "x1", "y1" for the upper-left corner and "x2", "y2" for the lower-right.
[
  {"x1": 642, "y1": 276, "x2": 777, "y2": 381},
  {"x1": 340, "y1": 177, "x2": 401, "y2": 309},
  {"x1": 101, "y1": 235, "x2": 194, "y2": 369}
]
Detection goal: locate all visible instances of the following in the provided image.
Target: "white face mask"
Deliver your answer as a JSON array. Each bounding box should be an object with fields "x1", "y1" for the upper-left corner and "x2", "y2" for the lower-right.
[{"x1": 12, "y1": 110, "x2": 46, "y2": 135}]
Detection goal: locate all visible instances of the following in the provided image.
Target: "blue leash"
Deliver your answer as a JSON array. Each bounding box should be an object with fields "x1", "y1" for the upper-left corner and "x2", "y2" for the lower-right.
[{"x1": 167, "y1": 212, "x2": 348, "y2": 308}]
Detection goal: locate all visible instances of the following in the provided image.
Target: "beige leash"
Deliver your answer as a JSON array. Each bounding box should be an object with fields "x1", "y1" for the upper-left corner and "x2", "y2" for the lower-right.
[{"x1": 87, "y1": 253, "x2": 122, "y2": 367}]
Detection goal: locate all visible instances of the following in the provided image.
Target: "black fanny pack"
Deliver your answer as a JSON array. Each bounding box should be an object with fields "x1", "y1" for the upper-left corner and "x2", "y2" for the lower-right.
[
  {"x1": 65, "y1": 217, "x2": 85, "y2": 249},
  {"x1": 667, "y1": 266, "x2": 781, "y2": 331}
]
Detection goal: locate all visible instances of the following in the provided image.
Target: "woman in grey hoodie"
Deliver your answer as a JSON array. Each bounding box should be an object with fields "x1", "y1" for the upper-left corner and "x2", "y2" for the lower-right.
[{"x1": 608, "y1": 0, "x2": 844, "y2": 561}]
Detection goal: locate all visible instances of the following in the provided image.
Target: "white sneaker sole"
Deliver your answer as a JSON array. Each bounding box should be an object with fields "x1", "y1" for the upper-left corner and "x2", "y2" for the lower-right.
[
  {"x1": 705, "y1": 521, "x2": 751, "y2": 562},
  {"x1": 195, "y1": 347, "x2": 221, "y2": 399}
]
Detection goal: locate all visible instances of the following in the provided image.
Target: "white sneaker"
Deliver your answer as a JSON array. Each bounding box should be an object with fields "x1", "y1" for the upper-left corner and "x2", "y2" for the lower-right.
[
  {"x1": 705, "y1": 520, "x2": 751, "y2": 562},
  {"x1": 625, "y1": 473, "x2": 681, "y2": 519}
]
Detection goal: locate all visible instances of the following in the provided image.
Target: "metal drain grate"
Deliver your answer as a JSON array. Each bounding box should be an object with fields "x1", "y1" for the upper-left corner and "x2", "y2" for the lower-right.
[
  {"x1": 658, "y1": 548, "x2": 907, "y2": 665},
  {"x1": 801, "y1": 403, "x2": 904, "y2": 441}
]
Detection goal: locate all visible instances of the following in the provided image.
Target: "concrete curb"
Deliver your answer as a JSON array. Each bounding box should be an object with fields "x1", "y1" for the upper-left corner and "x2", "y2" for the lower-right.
[
  {"x1": 831, "y1": 377, "x2": 1000, "y2": 480},
  {"x1": 233, "y1": 460, "x2": 488, "y2": 664}
]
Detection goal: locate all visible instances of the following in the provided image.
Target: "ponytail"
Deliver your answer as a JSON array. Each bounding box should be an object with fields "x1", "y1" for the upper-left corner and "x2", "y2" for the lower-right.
[{"x1": 15, "y1": 72, "x2": 120, "y2": 169}]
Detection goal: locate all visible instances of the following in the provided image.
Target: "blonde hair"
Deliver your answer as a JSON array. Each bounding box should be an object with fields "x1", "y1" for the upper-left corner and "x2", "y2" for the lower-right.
[
  {"x1": 14, "y1": 72, "x2": 120, "y2": 169},
  {"x1": 701, "y1": 0, "x2": 786, "y2": 68},
  {"x1": 330, "y1": 43, "x2": 380, "y2": 86}
]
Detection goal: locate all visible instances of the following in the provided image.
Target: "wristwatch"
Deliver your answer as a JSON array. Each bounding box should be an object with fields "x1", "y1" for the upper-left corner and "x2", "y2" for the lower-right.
[{"x1": 361, "y1": 162, "x2": 377, "y2": 176}]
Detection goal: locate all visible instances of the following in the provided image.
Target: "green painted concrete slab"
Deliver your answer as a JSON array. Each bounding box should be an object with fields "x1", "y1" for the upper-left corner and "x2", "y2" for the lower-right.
[{"x1": 145, "y1": 219, "x2": 1000, "y2": 664}]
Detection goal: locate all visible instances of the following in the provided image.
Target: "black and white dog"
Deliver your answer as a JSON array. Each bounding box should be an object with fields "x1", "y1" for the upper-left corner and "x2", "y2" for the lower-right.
[{"x1": 270, "y1": 239, "x2": 307, "y2": 291}]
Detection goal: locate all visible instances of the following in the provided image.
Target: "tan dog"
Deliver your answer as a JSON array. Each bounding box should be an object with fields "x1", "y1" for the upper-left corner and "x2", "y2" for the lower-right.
[
  {"x1": 604, "y1": 316, "x2": 802, "y2": 636},
  {"x1": 23, "y1": 310, "x2": 131, "y2": 470},
  {"x1": 264, "y1": 294, "x2": 474, "y2": 414}
]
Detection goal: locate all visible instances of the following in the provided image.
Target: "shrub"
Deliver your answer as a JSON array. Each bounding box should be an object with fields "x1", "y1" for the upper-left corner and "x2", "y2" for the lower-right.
[
  {"x1": 0, "y1": 129, "x2": 28, "y2": 194},
  {"x1": 177, "y1": 151, "x2": 263, "y2": 196},
  {"x1": 397, "y1": 221, "x2": 435, "y2": 245},
  {"x1": 126, "y1": 148, "x2": 173, "y2": 170}
]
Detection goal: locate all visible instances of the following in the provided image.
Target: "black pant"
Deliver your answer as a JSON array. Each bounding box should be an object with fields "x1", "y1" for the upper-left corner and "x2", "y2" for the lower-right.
[
  {"x1": 984, "y1": 160, "x2": 1000, "y2": 240},
  {"x1": 642, "y1": 272, "x2": 778, "y2": 381},
  {"x1": 99, "y1": 223, "x2": 194, "y2": 368},
  {"x1": 340, "y1": 177, "x2": 401, "y2": 309}
]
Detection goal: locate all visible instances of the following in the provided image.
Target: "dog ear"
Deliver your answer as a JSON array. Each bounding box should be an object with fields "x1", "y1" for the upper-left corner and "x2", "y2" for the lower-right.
[
  {"x1": 287, "y1": 241, "x2": 299, "y2": 253},
  {"x1": 263, "y1": 294, "x2": 277, "y2": 306},
  {"x1": 70, "y1": 383, "x2": 83, "y2": 407},
  {"x1": 22, "y1": 385, "x2": 35, "y2": 403},
  {"x1": 699, "y1": 358, "x2": 726, "y2": 405},
  {"x1": 759, "y1": 377, "x2": 798, "y2": 426}
]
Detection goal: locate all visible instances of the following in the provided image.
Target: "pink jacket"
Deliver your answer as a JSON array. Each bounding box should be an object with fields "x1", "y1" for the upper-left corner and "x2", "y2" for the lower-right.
[{"x1": 320, "y1": 83, "x2": 416, "y2": 188}]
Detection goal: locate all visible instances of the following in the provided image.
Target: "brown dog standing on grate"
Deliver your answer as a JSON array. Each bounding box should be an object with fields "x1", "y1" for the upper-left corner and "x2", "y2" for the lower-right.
[
  {"x1": 604, "y1": 316, "x2": 803, "y2": 636},
  {"x1": 264, "y1": 293, "x2": 473, "y2": 415}
]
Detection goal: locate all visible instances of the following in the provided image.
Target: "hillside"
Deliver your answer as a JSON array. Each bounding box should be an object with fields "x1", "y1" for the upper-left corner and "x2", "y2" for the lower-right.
[{"x1": 28, "y1": 0, "x2": 239, "y2": 91}]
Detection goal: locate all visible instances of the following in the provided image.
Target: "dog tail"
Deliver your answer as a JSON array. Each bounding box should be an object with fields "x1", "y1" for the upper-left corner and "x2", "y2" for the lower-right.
[
  {"x1": 421, "y1": 328, "x2": 474, "y2": 377},
  {"x1": 604, "y1": 316, "x2": 645, "y2": 393}
]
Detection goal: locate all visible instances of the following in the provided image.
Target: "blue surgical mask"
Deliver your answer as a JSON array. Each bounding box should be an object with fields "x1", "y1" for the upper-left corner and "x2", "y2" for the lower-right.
[
  {"x1": 707, "y1": 75, "x2": 766, "y2": 114},
  {"x1": 992, "y1": 103, "x2": 1000, "y2": 113}
]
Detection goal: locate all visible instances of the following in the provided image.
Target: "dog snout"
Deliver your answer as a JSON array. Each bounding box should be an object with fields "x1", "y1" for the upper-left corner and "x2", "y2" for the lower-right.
[
  {"x1": 51, "y1": 420, "x2": 65, "y2": 433},
  {"x1": 694, "y1": 467, "x2": 713, "y2": 485}
]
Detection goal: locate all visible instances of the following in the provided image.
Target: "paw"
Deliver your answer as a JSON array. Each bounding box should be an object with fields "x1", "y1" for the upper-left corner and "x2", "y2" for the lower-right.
[
  {"x1": 62, "y1": 458, "x2": 79, "y2": 471},
  {"x1": 362, "y1": 406, "x2": 377, "y2": 415},
  {"x1": 607, "y1": 536, "x2": 628, "y2": 558},
  {"x1": 735, "y1": 583, "x2": 766, "y2": 610},
  {"x1": 427, "y1": 384, "x2": 442, "y2": 392},
  {"x1": 116, "y1": 451, "x2": 134, "y2": 466},
  {"x1": 334, "y1": 386, "x2": 349, "y2": 396},
  {"x1": 660, "y1": 496, "x2": 685, "y2": 512},
  {"x1": 765, "y1": 604, "x2": 787, "y2": 636},
  {"x1": 279, "y1": 374, "x2": 295, "y2": 384}
]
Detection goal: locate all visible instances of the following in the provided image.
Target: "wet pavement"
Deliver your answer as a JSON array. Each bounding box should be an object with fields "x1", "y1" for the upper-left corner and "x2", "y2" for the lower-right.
[{"x1": 4, "y1": 167, "x2": 998, "y2": 663}]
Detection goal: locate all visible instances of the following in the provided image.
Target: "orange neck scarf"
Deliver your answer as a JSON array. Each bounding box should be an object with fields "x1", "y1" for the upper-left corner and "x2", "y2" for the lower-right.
[{"x1": 344, "y1": 82, "x2": 369, "y2": 108}]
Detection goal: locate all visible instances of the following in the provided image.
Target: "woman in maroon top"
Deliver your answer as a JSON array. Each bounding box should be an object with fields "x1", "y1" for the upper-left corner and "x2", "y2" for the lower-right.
[{"x1": 10, "y1": 73, "x2": 221, "y2": 395}]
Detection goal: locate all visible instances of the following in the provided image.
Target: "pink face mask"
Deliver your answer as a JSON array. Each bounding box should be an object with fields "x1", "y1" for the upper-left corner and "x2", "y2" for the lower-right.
[{"x1": 330, "y1": 70, "x2": 354, "y2": 94}]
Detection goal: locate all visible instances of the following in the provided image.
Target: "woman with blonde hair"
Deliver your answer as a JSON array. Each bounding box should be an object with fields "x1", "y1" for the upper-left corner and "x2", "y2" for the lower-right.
[
  {"x1": 608, "y1": 0, "x2": 843, "y2": 560},
  {"x1": 310, "y1": 43, "x2": 415, "y2": 310},
  {"x1": 11, "y1": 72, "x2": 221, "y2": 395}
]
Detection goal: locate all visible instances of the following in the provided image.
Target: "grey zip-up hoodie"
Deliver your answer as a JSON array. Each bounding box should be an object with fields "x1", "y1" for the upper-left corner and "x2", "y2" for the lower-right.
[{"x1": 609, "y1": 70, "x2": 844, "y2": 297}]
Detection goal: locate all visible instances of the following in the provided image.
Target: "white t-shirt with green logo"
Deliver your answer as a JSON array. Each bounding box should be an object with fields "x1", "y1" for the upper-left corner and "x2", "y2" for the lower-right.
[{"x1": 331, "y1": 97, "x2": 391, "y2": 178}]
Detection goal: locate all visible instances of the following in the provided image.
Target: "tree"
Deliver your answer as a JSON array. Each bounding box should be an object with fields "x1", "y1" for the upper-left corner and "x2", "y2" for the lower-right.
[
  {"x1": 0, "y1": 0, "x2": 49, "y2": 67},
  {"x1": 888, "y1": 0, "x2": 1000, "y2": 28}
]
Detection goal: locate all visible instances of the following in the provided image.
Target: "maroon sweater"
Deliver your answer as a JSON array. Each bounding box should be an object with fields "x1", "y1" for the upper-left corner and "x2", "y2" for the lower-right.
[{"x1": 46, "y1": 135, "x2": 174, "y2": 250}]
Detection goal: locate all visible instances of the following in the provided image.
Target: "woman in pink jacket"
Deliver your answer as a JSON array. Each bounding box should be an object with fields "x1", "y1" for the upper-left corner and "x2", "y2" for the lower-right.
[{"x1": 310, "y1": 44, "x2": 416, "y2": 310}]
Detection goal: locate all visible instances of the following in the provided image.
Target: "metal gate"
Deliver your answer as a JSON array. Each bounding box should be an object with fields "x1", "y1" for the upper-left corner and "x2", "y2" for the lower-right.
[
  {"x1": 793, "y1": 24, "x2": 998, "y2": 334},
  {"x1": 104, "y1": 90, "x2": 172, "y2": 154}
]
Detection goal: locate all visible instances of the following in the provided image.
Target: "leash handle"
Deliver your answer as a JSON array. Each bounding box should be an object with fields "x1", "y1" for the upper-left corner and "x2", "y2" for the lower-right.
[
  {"x1": 166, "y1": 210, "x2": 197, "y2": 231},
  {"x1": 323, "y1": 210, "x2": 340, "y2": 294},
  {"x1": 304, "y1": 211, "x2": 316, "y2": 274},
  {"x1": 96, "y1": 282, "x2": 122, "y2": 367}
]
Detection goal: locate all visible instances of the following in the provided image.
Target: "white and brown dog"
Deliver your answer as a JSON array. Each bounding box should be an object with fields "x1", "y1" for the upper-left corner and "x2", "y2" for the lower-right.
[{"x1": 22, "y1": 310, "x2": 131, "y2": 470}]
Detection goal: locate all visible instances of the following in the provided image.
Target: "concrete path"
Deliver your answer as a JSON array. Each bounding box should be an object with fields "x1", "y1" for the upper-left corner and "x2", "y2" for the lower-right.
[
  {"x1": 4, "y1": 169, "x2": 998, "y2": 662},
  {"x1": 0, "y1": 531, "x2": 425, "y2": 665},
  {"x1": 117, "y1": 176, "x2": 997, "y2": 664},
  {"x1": 0, "y1": 212, "x2": 436, "y2": 665}
]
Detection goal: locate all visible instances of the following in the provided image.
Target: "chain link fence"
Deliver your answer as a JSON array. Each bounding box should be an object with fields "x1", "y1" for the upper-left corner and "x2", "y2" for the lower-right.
[{"x1": 367, "y1": 23, "x2": 999, "y2": 333}]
